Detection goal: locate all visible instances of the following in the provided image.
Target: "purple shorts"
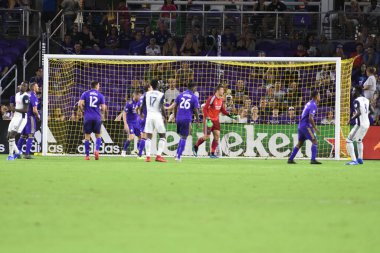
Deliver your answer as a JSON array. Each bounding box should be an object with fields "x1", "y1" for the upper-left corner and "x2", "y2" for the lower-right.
[
  {"x1": 139, "y1": 118, "x2": 146, "y2": 133},
  {"x1": 176, "y1": 119, "x2": 191, "y2": 137},
  {"x1": 84, "y1": 119, "x2": 102, "y2": 134},
  {"x1": 298, "y1": 126, "x2": 316, "y2": 142},
  {"x1": 128, "y1": 121, "x2": 141, "y2": 136},
  {"x1": 21, "y1": 116, "x2": 37, "y2": 135}
]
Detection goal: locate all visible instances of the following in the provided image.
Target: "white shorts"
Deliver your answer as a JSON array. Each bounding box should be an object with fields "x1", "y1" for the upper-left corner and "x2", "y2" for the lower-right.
[
  {"x1": 8, "y1": 113, "x2": 27, "y2": 134},
  {"x1": 145, "y1": 115, "x2": 166, "y2": 134},
  {"x1": 347, "y1": 125, "x2": 369, "y2": 142}
]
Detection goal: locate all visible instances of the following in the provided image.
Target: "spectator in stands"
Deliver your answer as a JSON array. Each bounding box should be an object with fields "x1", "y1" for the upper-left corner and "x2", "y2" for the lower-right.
[
  {"x1": 321, "y1": 110, "x2": 335, "y2": 125},
  {"x1": 284, "y1": 65, "x2": 300, "y2": 85},
  {"x1": 259, "y1": 97, "x2": 268, "y2": 116},
  {"x1": 117, "y1": 1, "x2": 130, "y2": 32},
  {"x1": 268, "y1": 98, "x2": 277, "y2": 111},
  {"x1": 105, "y1": 26, "x2": 120, "y2": 49},
  {"x1": 75, "y1": 25, "x2": 100, "y2": 49},
  {"x1": 144, "y1": 64, "x2": 159, "y2": 81},
  {"x1": 237, "y1": 32, "x2": 256, "y2": 52},
  {"x1": 284, "y1": 81, "x2": 302, "y2": 108},
  {"x1": 334, "y1": 44, "x2": 347, "y2": 59},
  {"x1": 251, "y1": 0, "x2": 267, "y2": 34},
  {"x1": 357, "y1": 26, "x2": 375, "y2": 49},
  {"x1": 165, "y1": 78, "x2": 179, "y2": 116},
  {"x1": 262, "y1": 0, "x2": 288, "y2": 37},
  {"x1": 61, "y1": 0, "x2": 80, "y2": 34},
  {"x1": 364, "y1": 0, "x2": 380, "y2": 34},
  {"x1": 157, "y1": 63, "x2": 175, "y2": 83},
  {"x1": 69, "y1": 104, "x2": 82, "y2": 121},
  {"x1": 268, "y1": 108, "x2": 281, "y2": 124},
  {"x1": 160, "y1": 0, "x2": 177, "y2": 34},
  {"x1": 283, "y1": 106, "x2": 297, "y2": 124},
  {"x1": 155, "y1": 21, "x2": 172, "y2": 48},
  {"x1": 50, "y1": 108, "x2": 65, "y2": 121},
  {"x1": 1, "y1": 105, "x2": 12, "y2": 120},
  {"x1": 61, "y1": 34, "x2": 74, "y2": 54},
  {"x1": 258, "y1": 50, "x2": 266, "y2": 57},
  {"x1": 273, "y1": 81, "x2": 285, "y2": 101},
  {"x1": 243, "y1": 99, "x2": 252, "y2": 112},
  {"x1": 363, "y1": 66, "x2": 377, "y2": 100},
  {"x1": 143, "y1": 25, "x2": 153, "y2": 44},
  {"x1": 233, "y1": 80, "x2": 249, "y2": 106},
  {"x1": 294, "y1": 44, "x2": 309, "y2": 57},
  {"x1": 129, "y1": 31, "x2": 147, "y2": 55},
  {"x1": 352, "y1": 63, "x2": 368, "y2": 87},
  {"x1": 180, "y1": 33, "x2": 198, "y2": 56},
  {"x1": 250, "y1": 106, "x2": 262, "y2": 124},
  {"x1": 221, "y1": 26, "x2": 237, "y2": 52},
  {"x1": 163, "y1": 37, "x2": 178, "y2": 56},
  {"x1": 316, "y1": 64, "x2": 335, "y2": 87},
  {"x1": 317, "y1": 35, "x2": 334, "y2": 57},
  {"x1": 363, "y1": 46, "x2": 380, "y2": 69},
  {"x1": 30, "y1": 67, "x2": 43, "y2": 90},
  {"x1": 205, "y1": 27, "x2": 219, "y2": 53},
  {"x1": 192, "y1": 25, "x2": 204, "y2": 52},
  {"x1": 73, "y1": 42, "x2": 82, "y2": 54},
  {"x1": 146, "y1": 38, "x2": 161, "y2": 56},
  {"x1": 341, "y1": 0, "x2": 362, "y2": 38},
  {"x1": 350, "y1": 43, "x2": 365, "y2": 71},
  {"x1": 237, "y1": 108, "x2": 248, "y2": 123},
  {"x1": 265, "y1": 84, "x2": 275, "y2": 101},
  {"x1": 225, "y1": 93, "x2": 237, "y2": 114},
  {"x1": 175, "y1": 61, "x2": 194, "y2": 87}
]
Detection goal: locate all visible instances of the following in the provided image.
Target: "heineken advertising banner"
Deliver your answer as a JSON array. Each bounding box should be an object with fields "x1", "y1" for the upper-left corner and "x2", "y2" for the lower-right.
[{"x1": 0, "y1": 121, "x2": 341, "y2": 158}]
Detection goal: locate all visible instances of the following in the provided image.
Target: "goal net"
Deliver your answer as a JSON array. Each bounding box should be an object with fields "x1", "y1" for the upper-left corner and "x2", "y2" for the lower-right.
[{"x1": 43, "y1": 55, "x2": 354, "y2": 159}]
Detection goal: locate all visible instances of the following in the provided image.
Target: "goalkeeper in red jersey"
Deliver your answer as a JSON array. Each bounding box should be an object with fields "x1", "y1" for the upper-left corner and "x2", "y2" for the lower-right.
[{"x1": 193, "y1": 85, "x2": 237, "y2": 158}]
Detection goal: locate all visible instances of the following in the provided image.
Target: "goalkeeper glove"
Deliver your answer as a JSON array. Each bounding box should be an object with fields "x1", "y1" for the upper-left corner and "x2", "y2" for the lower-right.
[
  {"x1": 206, "y1": 118, "x2": 213, "y2": 128},
  {"x1": 229, "y1": 114, "x2": 238, "y2": 120}
]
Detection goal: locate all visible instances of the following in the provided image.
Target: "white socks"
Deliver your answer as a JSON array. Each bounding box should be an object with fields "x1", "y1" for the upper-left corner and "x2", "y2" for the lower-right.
[
  {"x1": 357, "y1": 142, "x2": 363, "y2": 160},
  {"x1": 157, "y1": 138, "x2": 166, "y2": 156},
  {"x1": 346, "y1": 140, "x2": 357, "y2": 161},
  {"x1": 9, "y1": 138, "x2": 15, "y2": 156},
  {"x1": 145, "y1": 139, "x2": 151, "y2": 157}
]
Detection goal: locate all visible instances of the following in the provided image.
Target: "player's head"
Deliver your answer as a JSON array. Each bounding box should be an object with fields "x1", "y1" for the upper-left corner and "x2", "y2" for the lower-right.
[
  {"x1": 353, "y1": 86, "x2": 363, "y2": 98},
  {"x1": 91, "y1": 81, "x2": 100, "y2": 90},
  {"x1": 366, "y1": 66, "x2": 376, "y2": 76},
  {"x1": 311, "y1": 90, "x2": 320, "y2": 103},
  {"x1": 29, "y1": 82, "x2": 39, "y2": 93},
  {"x1": 150, "y1": 79, "x2": 159, "y2": 90},
  {"x1": 187, "y1": 81, "x2": 197, "y2": 92},
  {"x1": 215, "y1": 85, "x2": 224, "y2": 97},
  {"x1": 132, "y1": 90, "x2": 141, "y2": 101},
  {"x1": 20, "y1": 82, "x2": 28, "y2": 93},
  {"x1": 144, "y1": 82, "x2": 152, "y2": 92}
]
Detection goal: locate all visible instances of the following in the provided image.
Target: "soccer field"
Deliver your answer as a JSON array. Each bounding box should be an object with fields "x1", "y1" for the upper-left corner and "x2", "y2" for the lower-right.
[{"x1": 0, "y1": 156, "x2": 379, "y2": 253}]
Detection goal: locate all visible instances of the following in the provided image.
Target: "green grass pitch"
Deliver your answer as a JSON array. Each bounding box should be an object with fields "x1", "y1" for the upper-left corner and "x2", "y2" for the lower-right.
[{"x1": 0, "y1": 156, "x2": 379, "y2": 253}]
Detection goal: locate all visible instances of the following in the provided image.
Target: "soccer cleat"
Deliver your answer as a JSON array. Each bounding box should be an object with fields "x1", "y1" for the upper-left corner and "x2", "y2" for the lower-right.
[
  {"x1": 310, "y1": 160, "x2": 322, "y2": 164},
  {"x1": 346, "y1": 161, "x2": 358, "y2": 166},
  {"x1": 24, "y1": 155, "x2": 33, "y2": 159},
  {"x1": 357, "y1": 158, "x2": 363, "y2": 164},
  {"x1": 7, "y1": 155, "x2": 15, "y2": 161},
  {"x1": 155, "y1": 155, "x2": 167, "y2": 162},
  {"x1": 130, "y1": 149, "x2": 138, "y2": 155},
  {"x1": 137, "y1": 155, "x2": 146, "y2": 160},
  {"x1": 192, "y1": 145, "x2": 198, "y2": 157},
  {"x1": 85, "y1": 156, "x2": 90, "y2": 160},
  {"x1": 94, "y1": 151, "x2": 99, "y2": 160},
  {"x1": 145, "y1": 156, "x2": 151, "y2": 162},
  {"x1": 287, "y1": 159, "x2": 296, "y2": 164},
  {"x1": 14, "y1": 152, "x2": 22, "y2": 159},
  {"x1": 175, "y1": 157, "x2": 182, "y2": 162},
  {"x1": 121, "y1": 150, "x2": 126, "y2": 157},
  {"x1": 209, "y1": 153, "x2": 219, "y2": 159}
]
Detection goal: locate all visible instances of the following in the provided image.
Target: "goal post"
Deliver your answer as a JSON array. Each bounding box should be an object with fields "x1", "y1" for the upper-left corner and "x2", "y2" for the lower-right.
[{"x1": 42, "y1": 54, "x2": 354, "y2": 159}]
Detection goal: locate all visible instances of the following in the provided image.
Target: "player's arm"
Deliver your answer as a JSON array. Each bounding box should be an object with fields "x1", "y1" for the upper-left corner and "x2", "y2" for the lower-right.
[
  {"x1": 173, "y1": 103, "x2": 178, "y2": 119},
  {"x1": 140, "y1": 96, "x2": 147, "y2": 119},
  {"x1": 349, "y1": 100, "x2": 362, "y2": 124},
  {"x1": 31, "y1": 95, "x2": 41, "y2": 121},
  {"x1": 16, "y1": 95, "x2": 30, "y2": 114},
  {"x1": 165, "y1": 102, "x2": 177, "y2": 110},
  {"x1": 122, "y1": 110, "x2": 129, "y2": 132},
  {"x1": 160, "y1": 97, "x2": 167, "y2": 123},
  {"x1": 99, "y1": 94, "x2": 106, "y2": 120},
  {"x1": 309, "y1": 114, "x2": 319, "y2": 133},
  {"x1": 203, "y1": 96, "x2": 212, "y2": 119},
  {"x1": 221, "y1": 101, "x2": 238, "y2": 119}
]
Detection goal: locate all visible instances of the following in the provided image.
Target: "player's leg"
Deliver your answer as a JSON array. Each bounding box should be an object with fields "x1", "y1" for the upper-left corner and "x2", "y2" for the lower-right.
[
  {"x1": 310, "y1": 138, "x2": 322, "y2": 164},
  {"x1": 288, "y1": 128, "x2": 306, "y2": 163},
  {"x1": 210, "y1": 121, "x2": 221, "y2": 158},
  {"x1": 17, "y1": 134, "x2": 27, "y2": 155},
  {"x1": 11, "y1": 117, "x2": 27, "y2": 159},
  {"x1": 155, "y1": 118, "x2": 167, "y2": 162},
  {"x1": 137, "y1": 120, "x2": 146, "y2": 158},
  {"x1": 24, "y1": 117, "x2": 36, "y2": 159},
  {"x1": 193, "y1": 119, "x2": 211, "y2": 156},
  {"x1": 7, "y1": 131, "x2": 17, "y2": 160},
  {"x1": 122, "y1": 127, "x2": 135, "y2": 157},
  {"x1": 176, "y1": 121, "x2": 190, "y2": 161},
  {"x1": 144, "y1": 118, "x2": 154, "y2": 162},
  {"x1": 356, "y1": 126, "x2": 369, "y2": 165},
  {"x1": 345, "y1": 125, "x2": 360, "y2": 165},
  {"x1": 93, "y1": 120, "x2": 102, "y2": 160},
  {"x1": 83, "y1": 120, "x2": 92, "y2": 160}
]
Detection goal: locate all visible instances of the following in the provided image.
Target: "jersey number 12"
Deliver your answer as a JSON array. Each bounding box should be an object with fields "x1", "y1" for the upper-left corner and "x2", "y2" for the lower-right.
[{"x1": 89, "y1": 96, "x2": 98, "y2": 108}]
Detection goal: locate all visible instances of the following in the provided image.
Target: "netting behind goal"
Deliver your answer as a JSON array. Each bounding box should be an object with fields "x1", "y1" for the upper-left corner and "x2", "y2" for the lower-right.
[{"x1": 44, "y1": 56, "x2": 354, "y2": 159}]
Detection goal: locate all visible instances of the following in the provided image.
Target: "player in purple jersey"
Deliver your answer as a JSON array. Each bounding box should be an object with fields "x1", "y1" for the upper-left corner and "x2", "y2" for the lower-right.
[
  {"x1": 17, "y1": 82, "x2": 40, "y2": 159},
  {"x1": 121, "y1": 90, "x2": 142, "y2": 157},
  {"x1": 167, "y1": 81, "x2": 200, "y2": 161},
  {"x1": 288, "y1": 90, "x2": 322, "y2": 164},
  {"x1": 79, "y1": 81, "x2": 106, "y2": 160},
  {"x1": 136, "y1": 83, "x2": 152, "y2": 159}
]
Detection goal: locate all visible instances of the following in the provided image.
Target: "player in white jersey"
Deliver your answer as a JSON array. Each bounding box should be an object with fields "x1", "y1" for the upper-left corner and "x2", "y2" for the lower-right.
[
  {"x1": 7, "y1": 82, "x2": 30, "y2": 161},
  {"x1": 346, "y1": 86, "x2": 372, "y2": 165},
  {"x1": 140, "y1": 79, "x2": 167, "y2": 162}
]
